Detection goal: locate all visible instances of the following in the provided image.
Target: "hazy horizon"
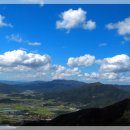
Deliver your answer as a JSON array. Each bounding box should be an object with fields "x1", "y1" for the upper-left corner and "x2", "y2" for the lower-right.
[{"x1": 0, "y1": 79, "x2": 130, "y2": 85}]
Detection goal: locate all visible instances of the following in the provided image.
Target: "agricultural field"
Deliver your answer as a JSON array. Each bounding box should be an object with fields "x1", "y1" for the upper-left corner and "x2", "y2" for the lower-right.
[{"x1": 0, "y1": 92, "x2": 78, "y2": 125}]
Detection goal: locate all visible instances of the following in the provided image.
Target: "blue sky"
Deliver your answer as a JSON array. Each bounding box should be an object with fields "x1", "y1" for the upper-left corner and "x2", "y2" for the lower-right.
[{"x1": 0, "y1": 4, "x2": 130, "y2": 84}]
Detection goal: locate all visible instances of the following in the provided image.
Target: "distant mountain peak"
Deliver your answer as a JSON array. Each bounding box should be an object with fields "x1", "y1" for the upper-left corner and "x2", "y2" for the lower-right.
[{"x1": 90, "y1": 82, "x2": 103, "y2": 85}]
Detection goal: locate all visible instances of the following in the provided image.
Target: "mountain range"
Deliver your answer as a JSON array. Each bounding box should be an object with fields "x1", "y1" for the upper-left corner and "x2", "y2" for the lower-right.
[{"x1": 0, "y1": 80, "x2": 130, "y2": 108}]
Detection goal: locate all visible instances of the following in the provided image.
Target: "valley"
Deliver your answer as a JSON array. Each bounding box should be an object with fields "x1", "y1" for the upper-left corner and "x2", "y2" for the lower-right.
[
  {"x1": 0, "y1": 80, "x2": 130, "y2": 125},
  {"x1": 0, "y1": 93, "x2": 78, "y2": 125}
]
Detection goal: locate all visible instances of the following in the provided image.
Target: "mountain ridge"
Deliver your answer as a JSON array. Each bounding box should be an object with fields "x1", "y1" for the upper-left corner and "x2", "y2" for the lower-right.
[
  {"x1": 1, "y1": 80, "x2": 130, "y2": 109},
  {"x1": 47, "y1": 99, "x2": 130, "y2": 126},
  {"x1": 22, "y1": 99, "x2": 130, "y2": 126}
]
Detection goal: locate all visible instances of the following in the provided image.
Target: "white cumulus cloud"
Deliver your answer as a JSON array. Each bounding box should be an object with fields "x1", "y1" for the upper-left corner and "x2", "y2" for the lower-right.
[
  {"x1": 52, "y1": 65, "x2": 81, "y2": 79},
  {"x1": 56, "y1": 8, "x2": 96, "y2": 31},
  {"x1": 82, "y1": 72, "x2": 119, "y2": 81},
  {"x1": 97, "y1": 54, "x2": 130, "y2": 73},
  {"x1": 0, "y1": 50, "x2": 51, "y2": 68},
  {"x1": 83, "y1": 20, "x2": 96, "y2": 30},
  {"x1": 106, "y1": 17, "x2": 130, "y2": 41},
  {"x1": 0, "y1": 49, "x2": 130, "y2": 83},
  {"x1": 67, "y1": 54, "x2": 95, "y2": 67}
]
